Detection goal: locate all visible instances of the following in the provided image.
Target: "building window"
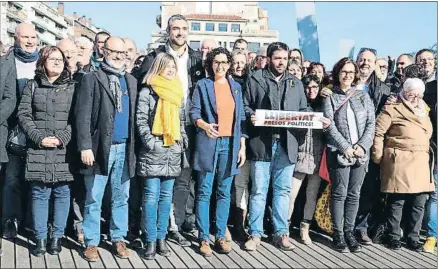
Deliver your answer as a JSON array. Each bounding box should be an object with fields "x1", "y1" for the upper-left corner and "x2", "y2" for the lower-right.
[
  {"x1": 230, "y1": 42, "x2": 234, "y2": 49},
  {"x1": 205, "y1": 23, "x2": 215, "y2": 31},
  {"x1": 218, "y1": 41, "x2": 222, "y2": 46},
  {"x1": 263, "y1": 43, "x2": 270, "y2": 47},
  {"x1": 218, "y1": 23, "x2": 227, "y2": 32},
  {"x1": 224, "y1": 42, "x2": 227, "y2": 48},
  {"x1": 190, "y1": 41, "x2": 200, "y2": 50},
  {"x1": 191, "y1": 22, "x2": 200, "y2": 31},
  {"x1": 248, "y1": 42, "x2": 260, "y2": 53},
  {"x1": 231, "y1": 24, "x2": 240, "y2": 32}
]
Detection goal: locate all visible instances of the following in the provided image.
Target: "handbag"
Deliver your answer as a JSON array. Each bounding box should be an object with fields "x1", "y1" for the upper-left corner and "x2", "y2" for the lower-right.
[
  {"x1": 314, "y1": 183, "x2": 334, "y2": 235},
  {"x1": 318, "y1": 146, "x2": 330, "y2": 183},
  {"x1": 295, "y1": 129, "x2": 316, "y2": 174}
]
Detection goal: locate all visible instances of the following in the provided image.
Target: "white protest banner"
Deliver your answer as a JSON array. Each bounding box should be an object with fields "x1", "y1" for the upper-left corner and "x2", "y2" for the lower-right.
[{"x1": 254, "y1": 110, "x2": 323, "y2": 129}]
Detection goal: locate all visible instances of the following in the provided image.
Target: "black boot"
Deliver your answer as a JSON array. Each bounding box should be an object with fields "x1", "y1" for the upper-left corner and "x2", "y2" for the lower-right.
[
  {"x1": 168, "y1": 231, "x2": 190, "y2": 247},
  {"x1": 345, "y1": 231, "x2": 362, "y2": 252},
  {"x1": 388, "y1": 239, "x2": 401, "y2": 250},
  {"x1": 235, "y1": 208, "x2": 248, "y2": 241},
  {"x1": 33, "y1": 239, "x2": 47, "y2": 257},
  {"x1": 332, "y1": 233, "x2": 349, "y2": 253},
  {"x1": 48, "y1": 238, "x2": 62, "y2": 255},
  {"x1": 157, "y1": 239, "x2": 171, "y2": 257},
  {"x1": 143, "y1": 242, "x2": 156, "y2": 260},
  {"x1": 407, "y1": 239, "x2": 422, "y2": 252}
]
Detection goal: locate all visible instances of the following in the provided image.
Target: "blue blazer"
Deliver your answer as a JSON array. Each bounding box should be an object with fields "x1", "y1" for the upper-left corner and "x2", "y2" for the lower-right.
[{"x1": 190, "y1": 76, "x2": 247, "y2": 176}]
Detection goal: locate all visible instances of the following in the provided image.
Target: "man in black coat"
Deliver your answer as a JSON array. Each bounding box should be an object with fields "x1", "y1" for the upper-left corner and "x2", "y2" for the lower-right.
[
  {"x1": 75, "y1": 36, "x2": 137, "y2": 262},
  {"x1": 132, "y1": 14, "x2": 205, "y2": 247},
  {"x1": 243, "y1": 42, "x2": 311, "y2": 252},
  {"x1": 2, "y1": 23, "x2": 39, "y2": 239}
]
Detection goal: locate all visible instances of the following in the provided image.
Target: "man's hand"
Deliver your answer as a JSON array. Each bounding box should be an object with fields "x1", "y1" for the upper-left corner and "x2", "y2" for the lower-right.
[
  {"x1": 320, "y1": 87, "x2": 333, "y2": 98},
  {"x1": 388, "y1": 55, "x2": 394, "y2": 62},
  {"x1": 319, "y1": 117, "x2": 331, "y2": 129},
  {"x1": 344, "y1": 147, "x2": 355, "y2": 159},
  {"x1": 250, "y1": 114, "x2": 257, "y2": 126},
  {"x1": 81, "y1": 149, "x2": 95, "y2": 166},
  {"x1": 385, "y1": 94, "x2": 398, "y2": 105},
  {"x1": 237, "y1": 146, "x2": 246, "y2": 168},
  {"x1": 353, "y1": 145, "x2": 365, "y2": 157}
]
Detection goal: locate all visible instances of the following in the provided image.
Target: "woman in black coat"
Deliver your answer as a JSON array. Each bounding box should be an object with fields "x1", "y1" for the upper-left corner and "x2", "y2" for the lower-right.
[{"x1": 18, "y1": 46, "x2": 75, "y2": 257}]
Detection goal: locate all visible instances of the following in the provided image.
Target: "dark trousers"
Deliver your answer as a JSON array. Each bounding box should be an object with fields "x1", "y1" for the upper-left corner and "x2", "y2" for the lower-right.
[
  {"x1": 171, "y1": 126, "x2": 196, "y2": 231},
  {"x1": 31, "y1": 182, "x2": 71, "y2": 240},
  {"x1": 386, "y1": 193, "x2": 428, "y2": 242},
  {"x1": 328, "y1": 151, "x2": 367, "y2": 235},
  {"x1": 129, "y1": 176, "x2": 142, "y2": 236},
  {"x1": 355, "y1": 162, "x2": 384, "y2": 233},
  {"x1": 68, "y1": 173, "x2": 85, "y2": 235}
]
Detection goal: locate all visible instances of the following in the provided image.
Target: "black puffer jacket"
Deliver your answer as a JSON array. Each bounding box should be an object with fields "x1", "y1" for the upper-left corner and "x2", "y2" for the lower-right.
[
  {"x1": 18, "y1": 73, "x2": 75, "y2": 183},
  {"x1": 136, "y1": 86, "x2": 188, "y2": 178}
]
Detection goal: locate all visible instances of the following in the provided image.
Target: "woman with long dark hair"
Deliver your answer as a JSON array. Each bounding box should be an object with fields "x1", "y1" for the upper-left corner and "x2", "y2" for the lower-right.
[{"x1": 18, "y1": 46, "x2": 75, "y2": 257}]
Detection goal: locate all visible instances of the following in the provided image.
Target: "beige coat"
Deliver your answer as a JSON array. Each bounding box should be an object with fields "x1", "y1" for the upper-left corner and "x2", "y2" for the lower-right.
[{"x1": 371, "y1": 100, "x2": 434, "y2": 194}]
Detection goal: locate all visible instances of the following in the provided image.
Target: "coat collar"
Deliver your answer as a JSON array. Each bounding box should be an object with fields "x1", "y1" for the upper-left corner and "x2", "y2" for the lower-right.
[
  {"x1": 394, "y1": 99, "x2": 429, "y2": 132},
  {"x1": 94, "y1": 68, "x2": 135, "y2": 109}
]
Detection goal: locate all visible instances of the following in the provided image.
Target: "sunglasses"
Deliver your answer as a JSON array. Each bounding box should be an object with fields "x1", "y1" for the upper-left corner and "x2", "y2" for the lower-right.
[{"x1": 358, "y1": 47, "x2": 377, "y2": 56}]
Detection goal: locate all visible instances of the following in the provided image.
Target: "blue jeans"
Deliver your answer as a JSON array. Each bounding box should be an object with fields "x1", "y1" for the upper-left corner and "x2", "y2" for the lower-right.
[
  {"x1": 142, "y1": 177, "x2": 175, "y2": 242},
  {"x1": 83, "y1": 143, "x2": 130, "y2": 246},
  {"x1": 31, "y1": 182, "x2": 71, "y2": 240},
  {"x1": 425, "y1": 166, "x2": 437, "y2": 237},
  {"x1": 196, "y1": 137, "x2": 233, "y2": 240},
  {"x1": 248, "y1": 141, "x2": 295, "y2": 237}
]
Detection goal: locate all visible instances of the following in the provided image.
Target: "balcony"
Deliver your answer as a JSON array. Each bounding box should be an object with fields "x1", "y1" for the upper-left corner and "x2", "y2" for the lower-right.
[
  {"x1": 32, "y1": 2, "x2": 68, "y2": 29},
  {"x1": 6, "y1": 8, "x2": 27, "y2": 23},
  {"x1": 10, "y1": 1, "x2": 23, "y2": 9}
]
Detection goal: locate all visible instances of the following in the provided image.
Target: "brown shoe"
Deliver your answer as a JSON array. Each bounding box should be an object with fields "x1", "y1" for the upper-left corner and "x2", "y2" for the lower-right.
[
  {"x1": 356, "y1": 231, "x2": 373, "y2": 245},
  {"x1": 113, "y1": 241, "x2": 130, "y2": 259},
  {"x1": 244, "y1": 235, "x2": 261, "y2": 251},
  {"x1": 273, "y1": 234, "x2": 295, "y2": 251},
  {"x1": 83, "y1": 246, "x2": 99, "y2": 262},
  {"x1": 199, "y1": 240, "x2": 212, "y2": 257},
  {"x1": 215, "y1": 238, "x2": 232, "y2": 254}
]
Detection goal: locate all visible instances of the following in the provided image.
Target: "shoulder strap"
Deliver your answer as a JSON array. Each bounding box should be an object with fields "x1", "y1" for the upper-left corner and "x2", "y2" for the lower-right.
[{"x1": 333, "y1": 89, "x2": 356, "y2": 112}]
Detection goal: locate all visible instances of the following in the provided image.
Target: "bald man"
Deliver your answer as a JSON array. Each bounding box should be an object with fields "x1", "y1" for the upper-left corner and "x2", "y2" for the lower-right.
[
  {"x1": 1, "y1": 23, "x2": 39, "y2": 239},
  {"x1": 200, "y1": 38, "x2": 217, "y2": 71},
  {"x1": 75, "y1": 36, "x2": 137, "y2": 262},
  {"x1": 57, "y1": 39, "x2": 79, "y2": 74},
  {"x1": 122, "y1": 38, "x2": 137, "y2": 73}
]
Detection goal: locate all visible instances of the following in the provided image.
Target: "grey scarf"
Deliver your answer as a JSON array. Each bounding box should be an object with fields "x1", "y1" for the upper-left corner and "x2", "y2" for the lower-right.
[{"x1": 100, "y1": 60, "x2": 126, "y2": 113}]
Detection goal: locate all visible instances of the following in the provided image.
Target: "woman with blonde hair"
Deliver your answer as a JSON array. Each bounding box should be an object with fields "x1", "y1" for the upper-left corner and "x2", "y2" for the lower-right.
[{"x1": 136, "y1": 52, "x2": 188, "y2": 259}]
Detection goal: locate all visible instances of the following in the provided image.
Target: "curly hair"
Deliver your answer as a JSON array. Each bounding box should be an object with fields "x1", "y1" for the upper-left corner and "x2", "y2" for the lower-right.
[
  {"x1": 308, "y1": 62, "x2": 326, "y2": 77},
  {"x1": 331, "y1": 57, "x2": 360, "y2": 86},
  {"x1": 205, "y1": 47, "x2": 232, "y2": 78},
  {"x1": 35, "y1": 46, "x2": 71, "y2": 82}
]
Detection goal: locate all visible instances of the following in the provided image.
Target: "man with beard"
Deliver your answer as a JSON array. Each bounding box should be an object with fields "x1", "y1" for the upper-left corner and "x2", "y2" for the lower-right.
[
  {"x1": 2, "y1": 23, "x2": 39, "y2": 239},
  {"x1": 133, "y1": 14, "x2": 204, "y2": 247},
  {"x1": 416, "y1": 49, "x2": 436, "y2": 83},
  {"x1": 122, "y1": 38, "x2": 137, "y2": 73},
  {"x1": 90, "y1": 31, "x2": 110, "y2": 71},
  {"x1": 76, "y1": 36, "x2": 137, "y2": 261},
  {"x1": 243, "y1": 42, "x2": 311, "y2": 252}
]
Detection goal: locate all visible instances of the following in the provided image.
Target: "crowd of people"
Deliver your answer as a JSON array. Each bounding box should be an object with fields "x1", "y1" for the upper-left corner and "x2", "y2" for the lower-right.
[{"x1": 0, "y1": 14, "x2": 436, "y2": 262}]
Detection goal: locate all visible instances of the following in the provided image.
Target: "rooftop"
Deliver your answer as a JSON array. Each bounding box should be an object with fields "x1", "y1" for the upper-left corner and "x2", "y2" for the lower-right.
[{"x1": 184, "y1": 13, "x2": 247, "y2": 22}]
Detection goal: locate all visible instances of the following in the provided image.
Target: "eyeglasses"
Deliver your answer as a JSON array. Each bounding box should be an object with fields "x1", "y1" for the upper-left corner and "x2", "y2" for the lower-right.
[
  {"x1": 47, "y1": 57, "x2": 63, "y2": 63},
  {"x1": 307, "y1": 85, "x2": 319, "y2": 90},
  {"x1": 358, "y1": 47, "x2": 377, "y2": 56},
  {"x1": 213, "y1": 60, "x2": 230, "y2": 67},
  {"x1": 104, "y1": 47, "x2": 127, "y2": 58},
  {"x1": 379, "y1": 65, "x2": 388, "y2": 70},
  {"x1": 404, "y1": 93, "x2": 423, "y2": 100},
  {"x1": 341, "y1": 71, "x2": 355, "y2": 76}
]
